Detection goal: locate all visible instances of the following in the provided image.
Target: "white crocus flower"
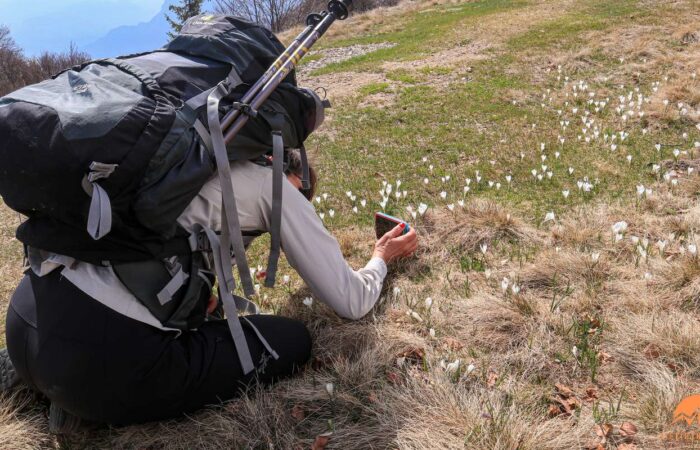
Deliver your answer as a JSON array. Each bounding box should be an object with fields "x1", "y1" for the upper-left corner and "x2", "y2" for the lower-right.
[
  {"x1": 611, "y1": 221, "x2": 628, "y2": 234},
  {"x1": 501, "y1": 277, "x2": 510, "y2": 292},
  {"x1": 440, "y1": 191, "x2": 447, "y2": 199},
  {"x1": 657, "y1": 240, "x2": 667, "y2": 253},
  {"x1": 544, "y1": 211, "x2": 555, "y2": 222},
  {"x1": 425, "y1": 297, "x2": 433, "y2": 309},
  {"x1": 480, "y1": 243, "x2": 488, "y2": 255},
  {"x1": 303, "y1": 297, "x2": 313, "y2": 307},
  {"x1": 591, "y1": 252, "x2": 600, "y2": 263},
  {"x1": 445, "y1": 359, "x2": 460, "y2": 373},
  {"x1": 562, "y1": 190, "x2": 570, "y2": 199},
  {"x1": 328, "y1": 209, "x2": 335, "y2": 218},
  {"x1": 325, "y1": 383, "x2": 334, "y2": 395},
  {"x1": 418, "y1": 203, "x2": 428, "y2": 216}
]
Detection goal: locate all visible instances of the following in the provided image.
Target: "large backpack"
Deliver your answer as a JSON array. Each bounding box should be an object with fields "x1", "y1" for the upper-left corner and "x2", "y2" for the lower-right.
[{"x1": 0, "y1": 15, "x2": 326, "y2": 374}]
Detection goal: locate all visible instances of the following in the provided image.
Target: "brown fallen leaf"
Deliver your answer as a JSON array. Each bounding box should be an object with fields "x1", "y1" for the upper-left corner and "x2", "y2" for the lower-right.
[
  {"x1": 487, "y1": 371, "x2": 499, "y2": 388},
  {"x1": 291, "y1": 405, "x2": 305, "y2": 421},
  {"x1": 548, "y1": 404, "x2": 562, "y2": 417},
  {"x1": 598, "y1": 351, "x2": 612, "y2": 363},
  {"x1": 619, "y1": 422, "x2": 638, "y2": 438},
  {"x1": 594, "y1": 423, "x2": 612, "y2": 442},
  {"x1": 442, "y1": 337, "x2": 464, "y2": 351},
  {"x1": 555, "y1": 383, "x2": 575, "y2": 398},
  {"x1": 367, "y1": 391, "x2": 379, "y2": 403},
  {"x1": 618, "y1": 443, "x2": 638, "y2": 450},
  {"x1": 311, "y1": 433, "x2": 332, "y2": 450},
  {"x1": 387, "y1": 371, "x2": 400, "y2": 384},
  {"x1": 583, "y1": 387, "x2": 598, "y2": 402},
  {"x1": 643, "y1": 343, "x2": 661, "y2": 360},
  {"x1": 397, "y1": 346, "x2": 425, "y2": 362}
]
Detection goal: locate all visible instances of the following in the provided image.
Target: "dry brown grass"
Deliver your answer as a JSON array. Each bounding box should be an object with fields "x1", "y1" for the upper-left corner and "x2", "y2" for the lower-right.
[{"x1": 2, "y1": 0, "x2": 700, "y2": 448}]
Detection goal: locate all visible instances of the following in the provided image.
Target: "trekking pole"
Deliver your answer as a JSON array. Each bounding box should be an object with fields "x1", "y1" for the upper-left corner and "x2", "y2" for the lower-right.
[
  {"x1": 218, "y1": 18, "x2": 321, "y2": 133},
  {"x1": 222, "y1": 0, "x2": 352, "y2": 144}
]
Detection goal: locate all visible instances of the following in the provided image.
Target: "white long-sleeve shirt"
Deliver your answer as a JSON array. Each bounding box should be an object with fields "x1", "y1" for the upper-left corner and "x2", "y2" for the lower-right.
[{"x1": 35, "y1": 160, "x2": 387, "y2": 328}]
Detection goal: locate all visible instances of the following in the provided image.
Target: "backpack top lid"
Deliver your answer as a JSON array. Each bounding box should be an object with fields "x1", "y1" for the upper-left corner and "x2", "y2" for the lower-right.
[{"x1": 163, "y1": 15, "x2": 297, "y2": 86}]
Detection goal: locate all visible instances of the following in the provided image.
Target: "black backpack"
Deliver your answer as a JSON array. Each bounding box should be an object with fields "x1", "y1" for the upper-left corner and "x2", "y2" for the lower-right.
[{"x1": 0, "y1": 15, "x2": 327, "y2": 373}]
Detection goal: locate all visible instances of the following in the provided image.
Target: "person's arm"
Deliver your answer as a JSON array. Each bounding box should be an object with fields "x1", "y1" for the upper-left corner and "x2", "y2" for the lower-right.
[{"x1": 258, "y1": 174, "x2": 385, "y2": 320}]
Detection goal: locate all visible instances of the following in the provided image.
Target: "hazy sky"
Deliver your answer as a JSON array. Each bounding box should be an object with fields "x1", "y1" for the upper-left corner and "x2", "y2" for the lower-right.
[{"x1": 0, "y1": 0, "x2": 167, "y2": 54}]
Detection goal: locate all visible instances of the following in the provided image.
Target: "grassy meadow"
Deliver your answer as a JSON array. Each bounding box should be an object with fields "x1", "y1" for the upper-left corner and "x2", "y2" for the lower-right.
[{"x1": 1, "y1": 0, "x2": 700, "y2": 448}]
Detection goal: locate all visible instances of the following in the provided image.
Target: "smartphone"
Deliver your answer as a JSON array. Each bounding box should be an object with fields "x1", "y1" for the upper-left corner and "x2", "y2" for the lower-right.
[{"x1": 375, "y1": 212, "x2": 410, "y2": 239}]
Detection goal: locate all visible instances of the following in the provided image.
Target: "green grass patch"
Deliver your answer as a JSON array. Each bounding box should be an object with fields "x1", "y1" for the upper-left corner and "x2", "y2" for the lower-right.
[
  {"x1": 312, "y1": 0, "x2": 528, "y2": 75},
  {"x1": 359, "y1": 82, "x2": 392, "y2": 95}
]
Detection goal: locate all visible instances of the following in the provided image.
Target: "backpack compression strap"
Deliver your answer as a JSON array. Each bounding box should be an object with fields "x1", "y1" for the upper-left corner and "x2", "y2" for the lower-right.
[
  {"x1": 206, "y1": 71, "x2": 256, "y2": 298},
  {"x1": 192, "y1": 225, "x2": 278, "y2": 374},
  {"x1": 264, "y1": 115, "x2": 285, "y2": 288}
]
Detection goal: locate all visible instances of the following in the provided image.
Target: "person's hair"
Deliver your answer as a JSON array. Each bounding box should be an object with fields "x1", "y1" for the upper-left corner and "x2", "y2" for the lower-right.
[{"x1": 285, "y1": 148, "x2": 317, "y2": 201}]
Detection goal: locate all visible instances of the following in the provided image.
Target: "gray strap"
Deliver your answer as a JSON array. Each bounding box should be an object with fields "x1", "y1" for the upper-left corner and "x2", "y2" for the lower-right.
[
  {"x1": 207, "y1": 76, "x2": 256, "y2": 297},
  {"x1": 299, "y1": 145, "x2": 311, "y2": 190},
  {"x1": 198, "y1": 225, "x2": 256, "y2": 375},
  {"x1": 234, "y1": 294, "x2": 260, "y2": 315},
  {"x1": 87, "y1": 162, "x2": 118, "y2": 182},
  {"x1": 185, "y1": 86, "x2": 217, "y2": 112},
  {"x1": 193, "y1": 120, "x2": 213, "y2": 152},
  {"x1": 264, "y1": 129, "x2": 284, "y2": 288},
  {"x1": 156, "y1": 266, "x2": 190, "y2": 305},
  {"x1": 87, "y1": 182, "x2": 112, "y2": 240},
  {"x1": 242, "y1": 317, "x2": 279, "y2": 360}
]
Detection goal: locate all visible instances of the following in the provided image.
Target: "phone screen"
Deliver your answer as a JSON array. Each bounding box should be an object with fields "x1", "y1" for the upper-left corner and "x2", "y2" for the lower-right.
[{"x1": 375, "y1": 213, "x2": 409, "y2": 239}]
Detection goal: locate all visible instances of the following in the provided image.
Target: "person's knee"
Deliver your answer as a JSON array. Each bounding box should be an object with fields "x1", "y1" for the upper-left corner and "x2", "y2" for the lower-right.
[{"x1": 248, "y1": 315, "x2": 312, "y2": 372}]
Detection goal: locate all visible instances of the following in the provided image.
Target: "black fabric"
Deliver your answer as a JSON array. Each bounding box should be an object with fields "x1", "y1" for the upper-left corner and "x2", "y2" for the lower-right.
[
  {"x1": 5, "y1": 272, "x2": 312, "y2": 425},
  {"x1": 0, "y1": 15, "x2": 317, "y2": 265}
]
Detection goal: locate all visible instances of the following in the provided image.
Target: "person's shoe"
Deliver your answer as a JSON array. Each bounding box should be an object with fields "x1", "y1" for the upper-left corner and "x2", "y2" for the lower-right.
[
  {"x1": 49, "y1": 402, "x2": 83, "y2": 435},
  {"x1": 0, "y1": 348, "x2": 20, "y2": 392}
]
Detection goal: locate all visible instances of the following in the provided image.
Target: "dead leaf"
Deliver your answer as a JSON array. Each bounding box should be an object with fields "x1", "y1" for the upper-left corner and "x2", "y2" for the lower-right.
[
  {"x1": 598, "y1": 351, "x2": 612, "y2": 363},
  {"x1": 548, "y1": 404, "x2": 562, "y2": 417},
  {"x1": 583, "y1": 388, "x2": 598, "y2": 402},
  {"x1": 643, "y1": 344, "x2": 661, "y2": 360},
  {"x1": 555, "y1": 383, "x2": 575, "y2": 398},
  {"x1": 595, "y1": 423, "x2": 612, "y2": 440},
  {"x1": 291, "y1": 405, "x2": 305, "y2": 421},
  {"x1": 397, "y1": 346, "x2": 425, "y2": 362},
  {"x1": 367, "y1": 391, "x2": 378, "y2": 403},
  {"x1": 619, "y1": 422, "x2": 638, "y2": 438},
  {"x1": 442, "y1": 337, "x2": 464, "y2": 351},
  {"x1": 618, "y1": 443, "x2": 638, "y2": 450},
  {"x1": 311, "y1": 433, "x2": 332, "y2": 450},
  {"x1": 387, "y1": 371, "x2": 400, "y2": 384},
  {"x1": 487, "y1": 371, "x2": 499, "y2": 388}
]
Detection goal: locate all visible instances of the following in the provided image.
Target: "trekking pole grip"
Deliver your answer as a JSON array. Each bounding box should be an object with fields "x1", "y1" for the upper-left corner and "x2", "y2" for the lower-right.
[{"x1": 329, "y1": 0, "x2": 352, "y2": 20}]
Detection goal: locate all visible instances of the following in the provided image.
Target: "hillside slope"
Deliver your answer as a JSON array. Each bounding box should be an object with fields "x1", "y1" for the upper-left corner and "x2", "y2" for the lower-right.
[{"x1": 1, "y1": 0, "x2": 700, "y2": 448}]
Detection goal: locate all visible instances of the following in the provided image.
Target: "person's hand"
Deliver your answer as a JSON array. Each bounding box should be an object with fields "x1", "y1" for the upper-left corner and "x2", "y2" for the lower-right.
[{"x1": 373, "y1": 223, "x2": 418, "y2": 264}]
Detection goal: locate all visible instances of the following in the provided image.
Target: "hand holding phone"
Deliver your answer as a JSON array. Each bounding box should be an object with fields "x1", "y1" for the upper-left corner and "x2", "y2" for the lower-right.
[
  {"x1": 373, "y1": 212, "x2": 418, "y2": 263},
  {"x1": 375, "y1": 212, "x2": 410, "y2": 239}
]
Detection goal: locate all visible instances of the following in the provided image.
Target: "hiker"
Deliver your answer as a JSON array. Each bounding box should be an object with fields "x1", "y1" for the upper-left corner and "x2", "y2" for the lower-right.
[
  {"x1": 0, "y1": 11, "x2": 417, "y2": 430},
  {"x1": 1, "y1": 148, "x2": 418, "y2": 428}
]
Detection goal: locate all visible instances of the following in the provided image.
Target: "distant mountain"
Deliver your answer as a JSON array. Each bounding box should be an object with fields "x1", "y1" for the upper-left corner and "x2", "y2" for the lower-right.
[
  {"x1": 5, "y1": 0, "x2": 162, "y2": 56},
  {"x1": 84, "y1": 1, "x2": 173, "y2": 58},
  {"x1": 84, "y1": 0, "x2": 215, "y2": 58}
]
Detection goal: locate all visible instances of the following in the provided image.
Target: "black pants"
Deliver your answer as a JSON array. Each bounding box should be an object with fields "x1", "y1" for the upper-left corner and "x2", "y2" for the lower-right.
[{"x1": 5, "y1": 271, "x2": 311, "y2": 425}]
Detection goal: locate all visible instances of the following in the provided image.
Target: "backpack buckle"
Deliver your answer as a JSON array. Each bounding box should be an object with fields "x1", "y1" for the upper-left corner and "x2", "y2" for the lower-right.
[{"x1": 231, "y1": 102, "x2": 258, "y2": 118}]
